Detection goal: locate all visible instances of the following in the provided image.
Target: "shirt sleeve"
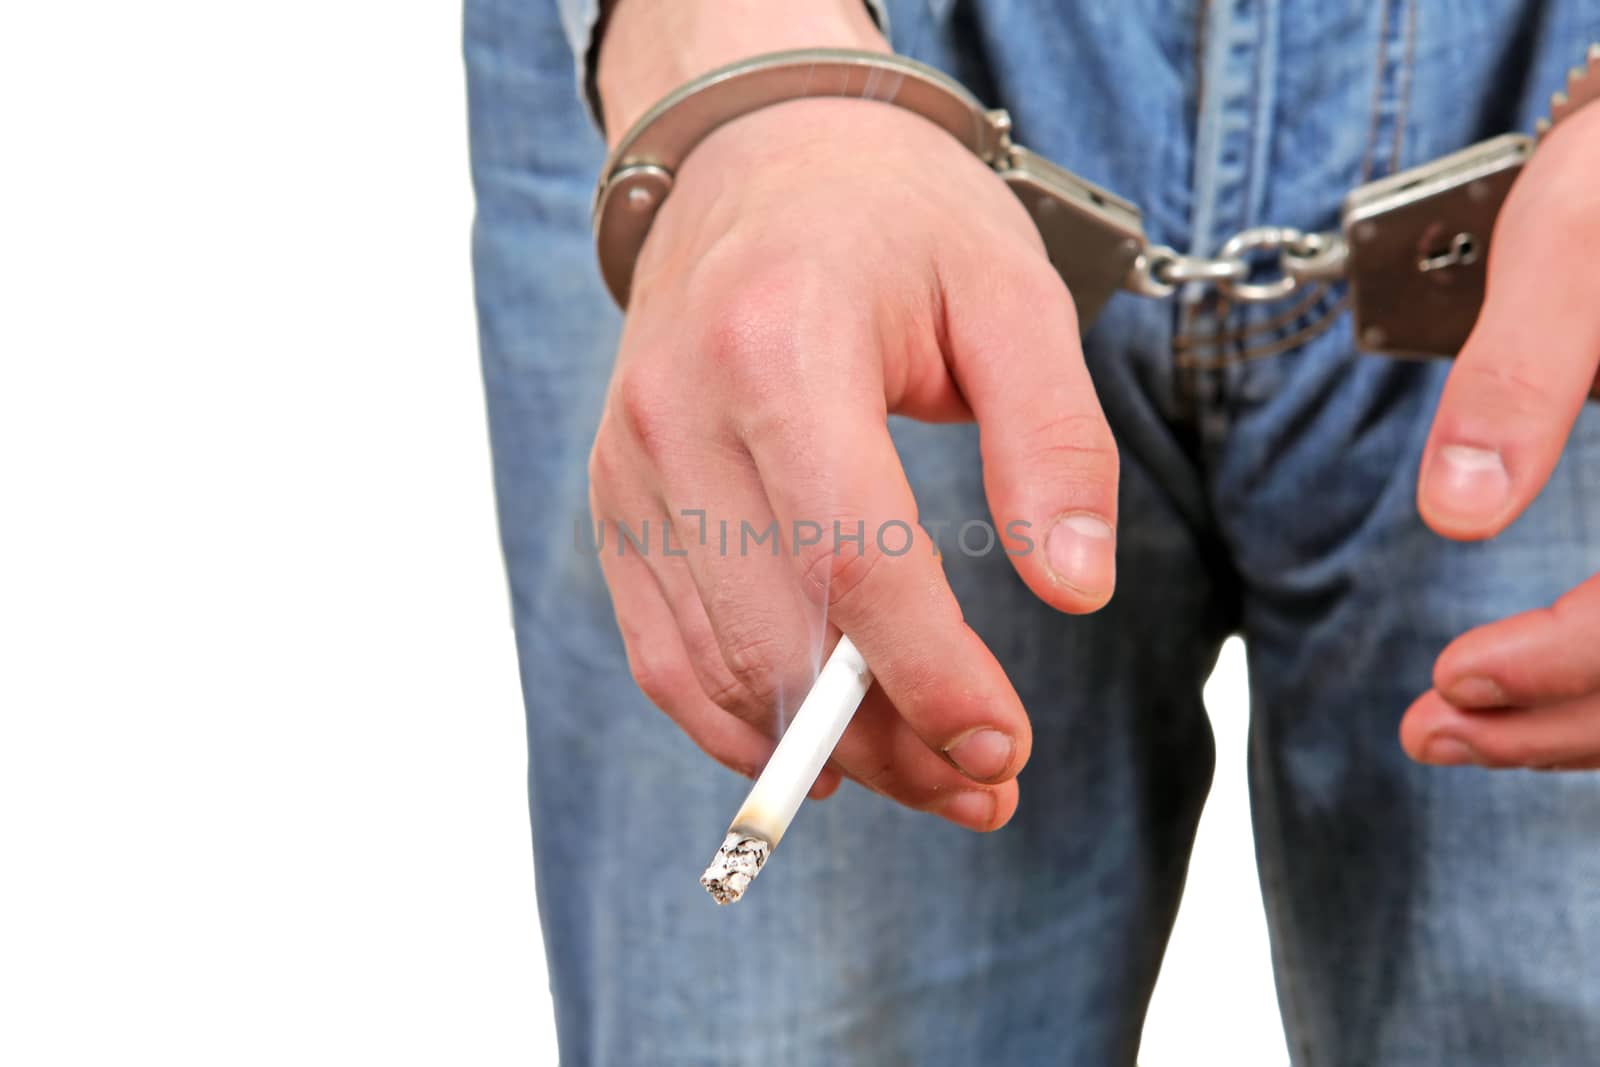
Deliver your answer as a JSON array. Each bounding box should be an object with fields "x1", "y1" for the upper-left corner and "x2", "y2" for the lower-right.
[{"x1": 558, "y1": 0, "x2": 893, "y2": 133}]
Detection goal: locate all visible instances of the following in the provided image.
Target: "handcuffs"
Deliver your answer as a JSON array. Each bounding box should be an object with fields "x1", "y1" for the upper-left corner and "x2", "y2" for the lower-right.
[{"x1": 593, "y1": 45, "x2": 1600, "y2": 359}]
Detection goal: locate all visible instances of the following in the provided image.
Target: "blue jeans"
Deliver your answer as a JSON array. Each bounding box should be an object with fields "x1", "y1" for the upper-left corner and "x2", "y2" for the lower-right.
[{"x1": 465, "y1": 2, "x2": 1600, "y2": 1063}]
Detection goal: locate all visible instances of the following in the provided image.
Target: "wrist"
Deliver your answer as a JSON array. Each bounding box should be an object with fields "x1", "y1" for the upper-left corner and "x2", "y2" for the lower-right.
[{"x1": 596, "y1": 0, "x2": 889, "y2": 146}]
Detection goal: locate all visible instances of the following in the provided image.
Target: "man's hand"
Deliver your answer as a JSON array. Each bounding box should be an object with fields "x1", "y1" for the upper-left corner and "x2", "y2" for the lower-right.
[
  {"x1": 1401, "y1": 102, "x2": 1600, "y2": 769},
  {"x1": 588, "y1": 13, "x2": 1119, "y2": 830}
]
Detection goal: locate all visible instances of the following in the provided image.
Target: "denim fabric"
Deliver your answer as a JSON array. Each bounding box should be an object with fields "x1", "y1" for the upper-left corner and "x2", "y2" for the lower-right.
[
  {"x1": 465, "y1": 2, "x2": 1600, "y2": 1063},
  {"x1": 552, "y1": 0, "x2": 891, "y2": 124}
]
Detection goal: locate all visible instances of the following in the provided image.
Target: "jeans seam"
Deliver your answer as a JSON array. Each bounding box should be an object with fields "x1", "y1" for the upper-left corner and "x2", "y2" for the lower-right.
[
  {"x1": 1201, "y1": 0, "x2": 1418, "y2": 366},
  {"x1": 1239, "y1": 9, "x2": 1420, "y2": 1062},
  {"x1": 1249, "y1": 711, "x2": 1314, "y2": 1066}
]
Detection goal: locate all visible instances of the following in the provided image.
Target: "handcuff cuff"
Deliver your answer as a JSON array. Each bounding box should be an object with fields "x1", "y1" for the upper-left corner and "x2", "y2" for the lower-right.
[{"x1": 593, "y1": 45, "x2": 1600, "y2": 360}]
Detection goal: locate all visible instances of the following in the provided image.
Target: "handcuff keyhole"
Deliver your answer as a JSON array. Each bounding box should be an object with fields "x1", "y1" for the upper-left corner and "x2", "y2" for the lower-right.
[{"x1": 1418, "y1": 232, "x2": 1479, "y2": 273}]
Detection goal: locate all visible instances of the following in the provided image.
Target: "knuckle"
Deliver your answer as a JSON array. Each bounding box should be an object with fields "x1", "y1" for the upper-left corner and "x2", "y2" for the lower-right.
[
  {"x1": 679, "y1": 625, "x2": 768, "y2": 718},
  {"x1": 615, "y1": 367, "x2": 678, "y2": 458},
  {"x1": 1523, "y1": 144, "x2": 1600, "y2": 248},
  {"x1": 955, "y1": 270, "x2": 1074, "y2": 371},
  {"x1": 627, "y1": 642, "x2": 685, "y2": 712},
  {"x1": 586, "y1": 433, "x2": 622, "y2": 494},
  {"x1": 672, "y1": 621, "x2": 749, "y2": 710},
  {"x1": 700, "y1": 272, "x2": 802, "y2": 392},
  {"x1": 1451, "y1": 360, "x2": 1556, "y2": 421},
  {"x1": 701, "y1": 670, "x2": 766, "y2": 721},
  {"x1": 718, "y1": 624, "x2": 783, "y2": 708},
  {"x1": 1018, "y1": 263, "x2": 1080, "y2": 327},
  {"x1": 1016, "y1": 411, "x2": 1118, "y2": 470},
  {"x1": 966, "y1": 257, "x2": 1078, "y2": 337},
  {"x1": 798, "y1": 537, "x2": 887, "y2": 615}
]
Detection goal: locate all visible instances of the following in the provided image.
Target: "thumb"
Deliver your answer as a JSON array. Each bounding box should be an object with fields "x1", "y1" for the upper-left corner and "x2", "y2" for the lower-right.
[
  {"x1": 1418, "y1": 106, "x2": 1600, "y2": 541},
  {"x1": 943, "y1": 259, "x2": 1120, "y2": 613}
]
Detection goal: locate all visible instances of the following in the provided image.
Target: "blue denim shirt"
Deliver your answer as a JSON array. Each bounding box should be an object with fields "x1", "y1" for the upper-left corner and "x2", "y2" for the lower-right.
[{"x1": 555, "y1": 0, "x2": 892, "y2": 124}]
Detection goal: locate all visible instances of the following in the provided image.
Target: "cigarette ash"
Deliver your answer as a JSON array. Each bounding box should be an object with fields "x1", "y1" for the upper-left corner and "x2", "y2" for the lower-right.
[{"x1": 700, "y1": 832, "x2": 771, "y2": 905}]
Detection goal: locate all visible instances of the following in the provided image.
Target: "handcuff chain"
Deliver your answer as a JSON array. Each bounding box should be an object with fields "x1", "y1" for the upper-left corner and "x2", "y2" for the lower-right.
[{"x1": 1126, "y1": 227, "x2": 1350, "y2": 304}]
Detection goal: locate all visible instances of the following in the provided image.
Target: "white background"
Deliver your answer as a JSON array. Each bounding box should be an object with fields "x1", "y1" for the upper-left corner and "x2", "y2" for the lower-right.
[{"x1": 0, "y1": 4, "x2": 1287, "y2": 1063}]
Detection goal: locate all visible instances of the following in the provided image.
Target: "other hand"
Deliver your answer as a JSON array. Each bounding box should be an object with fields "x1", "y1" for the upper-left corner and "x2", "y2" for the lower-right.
[{"x1": 1402, "y1": 102, "x2": 1600, "y2": 769}]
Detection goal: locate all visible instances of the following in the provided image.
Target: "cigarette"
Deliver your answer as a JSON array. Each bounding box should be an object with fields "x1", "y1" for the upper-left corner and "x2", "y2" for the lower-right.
[{"x1": 699, "y1": 635, "x2": 873, "y2": 904}]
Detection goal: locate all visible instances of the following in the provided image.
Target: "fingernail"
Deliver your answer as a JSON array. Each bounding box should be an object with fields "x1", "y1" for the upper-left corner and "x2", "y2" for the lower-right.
[
  {"x1": 939, "y1": 790, "x2": 996, "y2": 829},
  {"x1": 944, "y1": 728, "x2": 1015, "y2": 781},
  {"x1": 1445, "y1": 676, "x2": 1508, "y2": 709},
  {"x1": 1424, "y1": 445, "x2": 1509, "y2": 523},
  {"x1": 1423, "y1": 735, "x2": 1481, "y2": 766},
  {"x1": 1045, "y1": 513, "x2": 1115, "y2": 596}
]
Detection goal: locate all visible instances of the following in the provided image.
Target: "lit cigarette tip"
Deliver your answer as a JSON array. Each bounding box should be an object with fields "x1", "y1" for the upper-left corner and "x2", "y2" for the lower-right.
[
  {"x1": 700, "y1": 831, "x2": 771, "y2": 905},
  {"x1": 698, "y1": 636, "x2": 871, "y2": 906}
]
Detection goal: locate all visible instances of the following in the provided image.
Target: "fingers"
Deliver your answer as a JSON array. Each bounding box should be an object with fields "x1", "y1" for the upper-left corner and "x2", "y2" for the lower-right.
[
  {"x1": 1400, "y1": 688, "x2": 1600, "y2": 770},
  {"x1": 1433, "y1": 573, "x2": 1600, "y2": 709},
  {"x1": 641, "y1": 425, "x2": 830, "y2": 728},
  {"x1": 594, "y1": 520, "x2": 841, "y2": 799},
  {"x1": 1417, "y1": 106, "x2": 1600, "y2": 541},
  {"x1": 1401, "y1": 573, "x2": 1600, "y2": 770},
  {"x1": 941, "y1": 254, "x2": 1120, "y2": 612},
  {"x1": 660, "y1": 499, "x2": 1016, "y2": 822},
  {"x1": 650, "y1": 542, "x2": 1012, "y2": 823},
  {"x1": 609, "y1": 533, "x2": 1010, "y2": 823},
  {"x1": 591, "y1": 448, "x2": 1009, "y2": 827},
  {"x1": 646, "y1": 478, "x2": 1019, "y2": 825},
  {"x1": 835, "y1": 686, "x2": 1019, "y2": 829},
  {"x1": 594, "y1": 309, "x2": 1021, "y2": 830},
  {"x1": 743, "y1": 377, "x2": 1034, "y2": 791}
]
